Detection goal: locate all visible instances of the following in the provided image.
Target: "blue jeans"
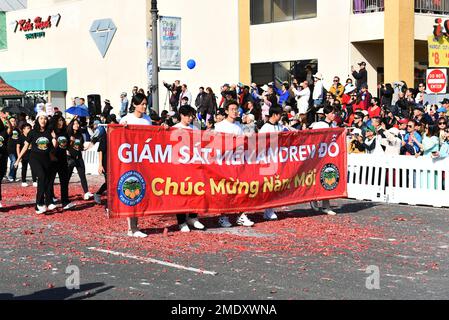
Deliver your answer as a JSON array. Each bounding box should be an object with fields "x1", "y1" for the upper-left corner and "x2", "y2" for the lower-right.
[
  {"x1": 313, "y1": 99, "x2": 323, "y2": 107},
  {"x1": 8, "y1": 154, "x2": 17, "y2": 180}
]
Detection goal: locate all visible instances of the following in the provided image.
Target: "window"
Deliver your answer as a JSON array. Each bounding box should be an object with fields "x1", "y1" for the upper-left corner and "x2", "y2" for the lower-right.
[
  {"x1": 251, "y1": 0, "x2": 272, "y2": 25},
  {"x1": 295, "y1": 0, "x2": 317, "y2": 19},
  {"x1": 251, "y1": 59, "x2": 318, "y2": 86},
  {"x1": 273, "y1": 0, "x2": 294, "y2": 22},
  {"x1": 0, "y1": 12, "x2": 7, "y2": 50},
  {"x1": 251, "y1": 0, "x2": 317, "y2": 25}
]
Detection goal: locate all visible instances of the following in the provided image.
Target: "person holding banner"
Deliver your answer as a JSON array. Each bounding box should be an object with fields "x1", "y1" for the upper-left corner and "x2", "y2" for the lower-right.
[
  {"x1": 258, "y1": 105, "x2": 286, "y2": 221},
  {"x1": 173, "y1": 105, "x2": 206, "y2": 232},
  {"x1": 119, "y1": 93, "x2": 151, "y2": 238},
  {"x1": 214, "y1": 100, "x2": 255, "y2": 228},
  {"x1": 309, "y1": 105, "x2": 338, "y2": 216}
]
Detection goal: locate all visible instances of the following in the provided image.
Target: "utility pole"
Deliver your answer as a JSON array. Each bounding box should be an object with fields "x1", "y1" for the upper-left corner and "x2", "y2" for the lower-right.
[{"x1": 151, "y1": 0, "x2": 159, "y2": 114}]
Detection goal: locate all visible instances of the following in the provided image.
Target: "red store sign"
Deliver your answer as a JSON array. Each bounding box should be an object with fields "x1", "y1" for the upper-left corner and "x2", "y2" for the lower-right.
[{"x1": 13, "y1": 14, "x2": 61, "y2": 33}]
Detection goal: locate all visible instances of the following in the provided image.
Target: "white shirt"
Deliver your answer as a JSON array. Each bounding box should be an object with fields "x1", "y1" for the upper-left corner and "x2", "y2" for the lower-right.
[
  {"x1": 174, "y1": 123, "x2": 198, "y2": 130},
  {"x1": 310, "y1": 121, "x2": 335, "y2": 129},
  {"x1": 292, "y1": 87, "x2": 311, "y2": 114},
  {"x1": 120, "y1": 113, "x2": 152, "y2": 125},
  {"x1": 259, "y1": 122, "x2": 285, "y2": 133},
  {"x1": 214, "y1": 119, "x2": 244, "y2": 135},
  {"x1": 313, "y1": 80, "x2": 324, "y2": 100}
]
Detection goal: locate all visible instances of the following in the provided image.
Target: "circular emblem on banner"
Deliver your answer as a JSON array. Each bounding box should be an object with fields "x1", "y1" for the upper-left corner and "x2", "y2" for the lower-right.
[
  {"x1": 117, "y1": 171, "x2": 146, "y2": 207},
  {"x1": 320, "y1": 164, "x2": 340, "y2": 191}
]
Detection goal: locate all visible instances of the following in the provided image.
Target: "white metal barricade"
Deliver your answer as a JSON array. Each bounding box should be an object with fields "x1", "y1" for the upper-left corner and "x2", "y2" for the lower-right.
[
  {"x1": 348, "y1": 154, "x2": 449, "y2": 208},
  {"x1": 83, "y1": 143, "x2": 99, "y2": 176}
]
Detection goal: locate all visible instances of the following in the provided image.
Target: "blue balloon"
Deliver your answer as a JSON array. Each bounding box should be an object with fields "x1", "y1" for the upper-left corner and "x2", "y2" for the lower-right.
[{"x1": 187, "y1": 59, "x2": 196, "y2": 69}]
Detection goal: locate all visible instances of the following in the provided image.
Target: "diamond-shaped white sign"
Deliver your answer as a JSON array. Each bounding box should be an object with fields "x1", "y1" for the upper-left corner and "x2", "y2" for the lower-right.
[{"x1": 90, "y1": 19, "x2": 117, "y2": 58}]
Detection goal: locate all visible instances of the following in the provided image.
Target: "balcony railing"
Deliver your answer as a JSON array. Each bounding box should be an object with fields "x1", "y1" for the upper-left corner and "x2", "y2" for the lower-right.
[
  {"x1": 415, "y1": 0, "x2": 449, "y2": 15},
  {"x1": 353, "y1": 0, "x2": 385, "y2": 14},
  {"x1": 353, "y1": 0, "x2": 449, "y2": 15}
]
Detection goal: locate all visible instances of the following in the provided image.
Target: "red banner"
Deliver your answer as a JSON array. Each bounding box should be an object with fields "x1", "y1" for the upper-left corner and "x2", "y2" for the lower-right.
[{"x1": 107, "y1": 125, "x2": 347, "y2": 218}]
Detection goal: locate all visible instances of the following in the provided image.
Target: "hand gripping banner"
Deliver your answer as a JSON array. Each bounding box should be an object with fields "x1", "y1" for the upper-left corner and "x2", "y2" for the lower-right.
[{"x1": 107, "y1": 125, "x2": 347, "y2": 218}]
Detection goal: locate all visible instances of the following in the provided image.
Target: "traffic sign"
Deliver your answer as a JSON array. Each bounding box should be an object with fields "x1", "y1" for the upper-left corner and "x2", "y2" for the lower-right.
[{"x1": 427, "y1": 69, "x2": 447, "y2": 94}]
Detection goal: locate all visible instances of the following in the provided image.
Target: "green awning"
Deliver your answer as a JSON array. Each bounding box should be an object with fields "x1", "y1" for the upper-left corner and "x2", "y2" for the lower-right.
[{"x1": 0, "y1": 68, "x2": 67, "y2": 92}]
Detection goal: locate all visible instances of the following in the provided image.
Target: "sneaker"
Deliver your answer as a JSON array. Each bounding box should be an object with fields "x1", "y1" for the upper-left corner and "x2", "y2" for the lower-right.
[
  {"x1": 93, "y1": 194, "x2": 102, "y2": 205},
  {"x1": 187, "y1": 218, "x2": 205, "y2": 230},
  {"x1": 33, "y1": 182, "x2": 38, "y2": 188},
  {"x1": 218, "y1": 216, "x2": 232, "y2": 228},
  {"x1": 237, "y1": 213, "x2": 255, "y2": 227},
  {"x1": 127, "y1": 230, "x2": 148, "y2": 238},
  {"x1": 21, "y1": 183, "x2": 28, "y2": 187},
  {"x1": 310, "y1": 201, "x2": 321, "y2": 212},
  {"x1": 52, "y1": 198, "x2": 58, "y2": 204},
  {"x1": 47, "y1": 204, "x2": 57, "y2": 211},
  {"x1": 84, "y1": 192, "x2": 94, "y2": 200},
  {"x1": 7, "y1": 177, "x2": 13, "y2": 182},
  {"x1": 15, "y1": 178, "x2": 20, "y2": 182},
  {"x1": 36, "y1": 205, "x2": 47, "y2": 214},
  {"x1": 0, "y1": 202, "x2": 3, "y2": 208},
  {"x1": 323, "y1": 208, "x2": 337, "y2": 216},
  {"x1": 63, "y1": 203, "x2": 75, "y2": 210},
  {"x1": 179, "y1": 223, "x2": 191, "y2": 233},
  {"x1": 263, "y1": 208, "x2": 278, "y2": 221}
]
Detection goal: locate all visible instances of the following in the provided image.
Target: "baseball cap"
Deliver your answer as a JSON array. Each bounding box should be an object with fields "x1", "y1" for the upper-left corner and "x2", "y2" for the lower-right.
[
  {"x1": 104, "y1": 99, "x2": 111, "y2": 104},
  {"x1": 121, "y1": 92, "x2": 127, "y2": 97},
  {"x1": 437, "y1": 107, "x2": 447, "y2": 113},
  {"x1": 313, "y1": 72, "x2": 323, "y2": 80},
  {"x1": 352, "y1": 128, "x2": 362, "y2": 136},
  {"x1": 440, "y1": 98, "x2": 449, "y2": 104},
  {"x1": 366, "y1": 125, "x2": 376, "y2": 133},
  {"x1": 398, "y1": 118, "x2": 409, "y2": 124}
]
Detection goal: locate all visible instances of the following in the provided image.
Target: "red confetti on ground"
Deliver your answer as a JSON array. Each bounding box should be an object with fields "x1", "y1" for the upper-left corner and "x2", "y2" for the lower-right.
[{"x1": 0, "y1": 182, "x2": 385, "y2": 265}]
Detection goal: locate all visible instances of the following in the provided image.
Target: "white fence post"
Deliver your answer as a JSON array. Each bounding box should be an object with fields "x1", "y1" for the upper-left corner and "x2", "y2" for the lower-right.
[{"x1": 348, "y1": 154, "x2": 449, "y2": 208}]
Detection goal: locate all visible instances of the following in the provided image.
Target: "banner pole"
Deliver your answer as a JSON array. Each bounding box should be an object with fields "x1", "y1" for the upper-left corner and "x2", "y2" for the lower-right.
[{"x1": 151, "y1": 0, "x2": 160, "y2": 115}]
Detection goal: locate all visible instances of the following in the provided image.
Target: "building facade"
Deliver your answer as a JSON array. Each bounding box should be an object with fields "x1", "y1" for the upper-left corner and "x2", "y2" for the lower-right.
[{"x1": 0, "y1": 0, "x2": 446, "y2": 114}]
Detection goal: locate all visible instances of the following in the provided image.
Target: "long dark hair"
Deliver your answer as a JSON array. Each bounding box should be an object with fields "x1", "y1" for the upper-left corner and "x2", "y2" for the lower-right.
[
  {"x1": 51, "y1": 115, "x2": 67, "y2": 135},
  {"x1": 67, "y1": 119, "x2": 81, "y2": 137},
  {"x1": 33, "y1": 115, "x2": 50, "y2": 132}
]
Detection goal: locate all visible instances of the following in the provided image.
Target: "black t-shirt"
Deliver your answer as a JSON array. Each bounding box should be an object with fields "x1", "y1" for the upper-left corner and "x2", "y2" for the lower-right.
[
  {"x1": 0, "y1": 129, "x2": 9, "y2": 155},
  {"x1": 7, "y1": 129, "x2": 21, "y2": 155},
  {"x1": 98, "y1": 134, "x2": 107, "y2": 169},
  {"x1": 68, "y1": 132, "x2": 85, "y2": 159},
  {"x1": 19, "y1": 134, "x2": 32, "y2": 160},
  {"x1": 26, "y1": 129, "x2": 54, "y2": 156},
  {"x1": 54, "y1": 130, "x2": 69, "y2": 162}
]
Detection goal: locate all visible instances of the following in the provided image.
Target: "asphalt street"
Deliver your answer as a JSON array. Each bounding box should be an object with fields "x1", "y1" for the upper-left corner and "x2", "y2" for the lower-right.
[{"x1": 0, "y1": 176, "x2": 448, "y2": 300}]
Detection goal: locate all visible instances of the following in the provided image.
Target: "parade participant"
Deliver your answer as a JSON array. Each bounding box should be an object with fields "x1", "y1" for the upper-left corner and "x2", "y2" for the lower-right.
[
  {"x1": 173, "y1": 105, "x2": 206, "y2": 232},
  {"x1": 214, "y1": 100, "x2": 255, "y2": 228},
  {"x1": 49, "y1": 115, "x2": 75, "y2": 210},
  {"x1": 7, "y1": 117, "x2": 20, "y2": 182},
  {"x1": 15, "y1": 112, "x2": 57, "y2": 214},
  {"x1": 309, "y1": 105, "x2": 338, "y2": 215},
  {"x1": 258, "y1": 105, "x2": 286, "y2": 221},
  {"x1": 119, "y1": 93, "x2": 151, "y2": 238},
  {"x1": 94, "y1": 123, "x2": 107, "y2": 206},
  {"x1": 0, "y1": 117, "x2": 12, "y2": 208},
  {"x1": 18, "y1": 123, "x2": 37, "y2": 187},
  {"x1": 67, "y1": 119, "x2": 93, "y2": 201}
]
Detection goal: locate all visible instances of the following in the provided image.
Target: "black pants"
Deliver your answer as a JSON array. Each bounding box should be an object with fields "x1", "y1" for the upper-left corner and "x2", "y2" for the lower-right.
[
  {"x1": 68, "y1": 157, "x2": 89, "y2": 194},
  {"x1": 21, "y1": 158, "x2": 37, "y2": 183},
  {"x1": 0, "y1": 153, "x2": 8, "y2": 201},
  {"x1": 49, "y1": 161, "x2": 70, "y2": 206},
  {"x1": 176, "y1": 214, "x2": 198, "y2": 224},
  {"x1": 29, "y1": 155, "x2": 53, "y2": 207},
  {"x1": 96, "y1": 173, "x2": 107, "y2": 195}
]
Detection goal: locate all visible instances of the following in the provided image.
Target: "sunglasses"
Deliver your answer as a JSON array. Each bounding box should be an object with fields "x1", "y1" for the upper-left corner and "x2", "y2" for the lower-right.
[
  {"x1": 439, "y1": 122, "x2": 447, "y2": 125},
  {"x1": 407, "y1": 125, "x2": 414, "y2": 128}
]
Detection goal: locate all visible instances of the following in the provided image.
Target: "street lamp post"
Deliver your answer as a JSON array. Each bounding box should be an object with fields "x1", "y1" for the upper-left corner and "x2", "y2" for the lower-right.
[{"x1": 151, "y1": 0, "x2": 159, "y2": 114}]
